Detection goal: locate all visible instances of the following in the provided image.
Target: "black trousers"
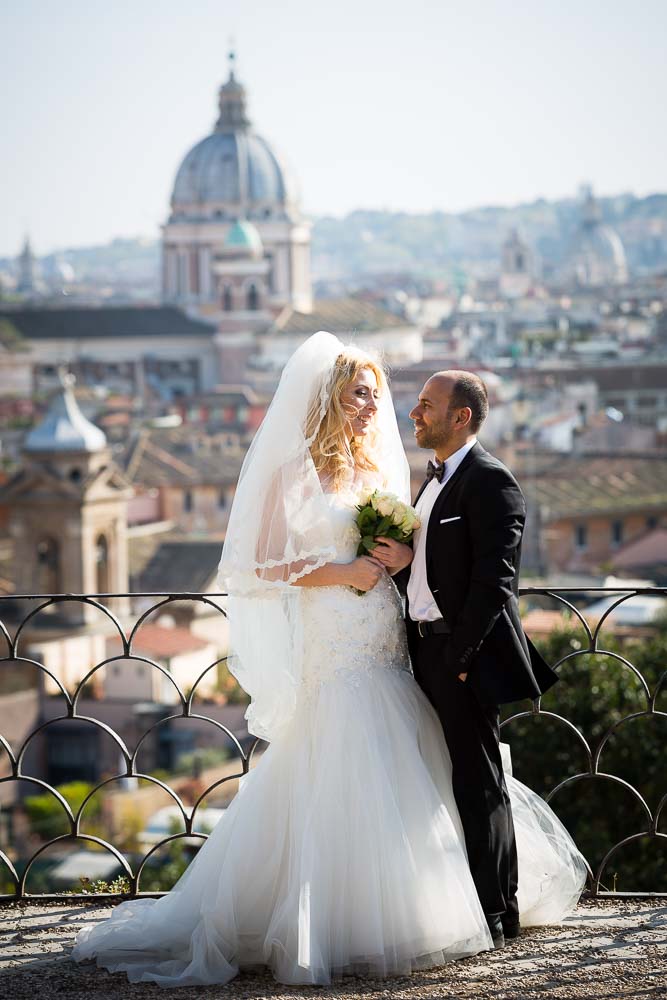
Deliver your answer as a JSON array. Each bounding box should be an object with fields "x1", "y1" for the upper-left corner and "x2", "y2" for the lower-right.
[{"x1": 412, "y1": 633, "x2": 519, "y2": 923}]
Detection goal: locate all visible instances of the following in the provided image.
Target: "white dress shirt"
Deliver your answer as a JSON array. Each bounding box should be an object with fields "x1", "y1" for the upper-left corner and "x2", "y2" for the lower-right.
[{"x1": 407, "y1": 438, "x2": 477, "y2": 621}]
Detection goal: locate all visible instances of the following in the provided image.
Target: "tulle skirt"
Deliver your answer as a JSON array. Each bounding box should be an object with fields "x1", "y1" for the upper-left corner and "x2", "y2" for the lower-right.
[{"x1": 72, "y1": 663, "x2": 586, "y2": 986}]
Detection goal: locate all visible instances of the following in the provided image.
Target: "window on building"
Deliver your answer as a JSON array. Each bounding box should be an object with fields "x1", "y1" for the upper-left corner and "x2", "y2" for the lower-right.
[
  {"x1": 247, "y1": 283, "x2": 259, "y2": 311},
  {"x1": 647, "y1": 515, "x2": 658, "y2": 531},
  {"x1": 574, "y1": 524, "x2": 588, "y2": 550},
  {"x1": 223, "y1": 286, "x2": 233, "y2": 311},
  {"x1": 218, "y1": 489, "x2": 227, "y2": 510},
  {"x1": 36, "y1": 537, "x2": 61, "y2": 593},
  {"x1": 184, "y1": 490, "x2": 193, "y2": 513},
  {"x1": 95, "y1": 534, "x2": 109, "y2": 594},
  {"x1": 611, "y1": 520, "x2": 624, "y2": 546}
]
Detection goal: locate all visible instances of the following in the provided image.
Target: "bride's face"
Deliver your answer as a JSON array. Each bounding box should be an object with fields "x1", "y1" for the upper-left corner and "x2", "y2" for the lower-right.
[{"x1": 340, "y1": 368, "x2": 380, "y2": 439}]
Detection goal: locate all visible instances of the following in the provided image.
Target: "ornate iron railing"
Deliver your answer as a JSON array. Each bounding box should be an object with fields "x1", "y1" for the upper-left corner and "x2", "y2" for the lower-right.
[{"x1": 0, "y1": 588, "x2": 665, "y2": 902}]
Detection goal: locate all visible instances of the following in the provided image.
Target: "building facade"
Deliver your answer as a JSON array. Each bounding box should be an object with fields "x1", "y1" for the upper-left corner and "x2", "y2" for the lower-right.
[{"x1": 162, "y1": 52, "x2": 312, "y2": 318}]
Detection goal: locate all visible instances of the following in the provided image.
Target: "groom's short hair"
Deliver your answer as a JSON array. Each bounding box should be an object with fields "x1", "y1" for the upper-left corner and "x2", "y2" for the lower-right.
[{"x1": 441, "y1": 370, "x2": 489, "y2": 433}]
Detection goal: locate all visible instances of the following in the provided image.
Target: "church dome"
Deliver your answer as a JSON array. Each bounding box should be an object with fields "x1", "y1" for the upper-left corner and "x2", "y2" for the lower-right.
[
  {"x1": 24, "y1": 373, "x2": 107, "y2": 453},
  {"x1": 568, "y1": 189, "x2": 628, "y2": 287},
  {"x1": 170, "y1": 54, "x2": 298, "y2": 221}
]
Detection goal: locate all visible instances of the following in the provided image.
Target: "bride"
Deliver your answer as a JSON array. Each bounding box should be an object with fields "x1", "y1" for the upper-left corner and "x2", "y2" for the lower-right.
[{"x1": 72, "y1": 332, "x2": 587, "y2": 987}]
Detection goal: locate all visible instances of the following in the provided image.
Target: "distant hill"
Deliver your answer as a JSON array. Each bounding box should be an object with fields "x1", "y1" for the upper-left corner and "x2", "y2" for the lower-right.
[
  {"x1": 311, "y1": 192, "x2": 667, "y2": 280},
  {"x1": 2, "y1": 192, "x2": 666, "y2": 293}
]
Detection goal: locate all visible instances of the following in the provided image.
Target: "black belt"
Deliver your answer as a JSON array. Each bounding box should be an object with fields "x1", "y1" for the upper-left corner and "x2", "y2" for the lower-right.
[{"x1": 414, "y1": 618, "x2": 452, "y2": 638}]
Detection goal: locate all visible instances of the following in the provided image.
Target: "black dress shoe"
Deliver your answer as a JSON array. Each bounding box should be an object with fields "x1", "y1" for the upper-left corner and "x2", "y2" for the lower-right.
[
  {"x1": 502, "y1": 920, "x2": 521, "y2": 940},
  {"x1": 486, "y1": 915, "x2": 506, "y2": 948}
]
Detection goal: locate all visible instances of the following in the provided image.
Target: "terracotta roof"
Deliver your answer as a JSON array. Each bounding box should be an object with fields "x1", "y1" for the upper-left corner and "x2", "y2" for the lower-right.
[
  {"x1": 611, "y1": 527, "x2": 667, "y2": 570},
  {"x1": 521, "y1": 454, "x2": 667, "y2": 519},
  {"x1": 526, "y1": 363, "x2": 667, "y2": 392},
  {"x1": 120, "y1": 429, "x2": 242, "y2": 488},
  {"x1": 107, "y1": 623, "x2": 210, "y2": 659},
  {"x1": 522, "y1": 609, "x2": 568, "y2": 638},
  {"x1": 275, "y1": 298, "x2": 408, "y2": 334}
]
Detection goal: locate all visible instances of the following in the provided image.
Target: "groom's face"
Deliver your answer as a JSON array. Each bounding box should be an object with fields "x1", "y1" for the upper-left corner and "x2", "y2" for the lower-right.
[{"x1": 410, "y1": 375, "x2": 459, "y2": 454}]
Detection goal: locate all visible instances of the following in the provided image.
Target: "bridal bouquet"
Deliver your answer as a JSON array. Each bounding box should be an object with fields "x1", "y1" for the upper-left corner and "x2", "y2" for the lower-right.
[{"x1": 355, "y1": 490, "x2": 421, "y2": 558}]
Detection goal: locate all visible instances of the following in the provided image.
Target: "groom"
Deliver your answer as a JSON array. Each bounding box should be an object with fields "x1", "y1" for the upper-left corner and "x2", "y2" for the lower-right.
[{"x1": 375, "y1": 370, "x2": 558, "y2": 949}]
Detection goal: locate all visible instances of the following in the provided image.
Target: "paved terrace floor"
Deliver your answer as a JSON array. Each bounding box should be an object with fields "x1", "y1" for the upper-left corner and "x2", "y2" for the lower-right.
[{"x1": 0, "y1": 899, "x2": 665, "y2": 1000}]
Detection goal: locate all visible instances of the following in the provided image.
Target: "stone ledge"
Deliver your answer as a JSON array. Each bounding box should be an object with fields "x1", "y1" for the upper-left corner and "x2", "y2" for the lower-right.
[{"x1": 0, "y1": 898, "x2": 665, "y2": 999}]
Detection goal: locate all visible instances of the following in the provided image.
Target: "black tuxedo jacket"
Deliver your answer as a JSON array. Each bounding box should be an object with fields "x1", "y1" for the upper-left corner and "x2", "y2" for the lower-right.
[{"x1": 402, "y1": 442, "x2": 558, "y2": 705}]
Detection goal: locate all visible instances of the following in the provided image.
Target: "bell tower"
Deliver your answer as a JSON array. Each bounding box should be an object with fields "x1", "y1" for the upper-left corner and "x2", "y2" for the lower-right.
[
  {"x1": 1, "y1": 373, "x2": 133, "y2": 624},
  {"x1": 499, "y1": 228, "x2": 534, "y2": 299}
]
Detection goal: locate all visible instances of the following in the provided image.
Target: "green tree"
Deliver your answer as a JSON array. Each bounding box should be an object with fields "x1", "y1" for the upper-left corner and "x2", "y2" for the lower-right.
[
  {"x1": 502, "y1": 624, "x2": 667, "y2": 892},
  {"x1": 23, "y1": 781, "x2": 101, "y2": 841}
]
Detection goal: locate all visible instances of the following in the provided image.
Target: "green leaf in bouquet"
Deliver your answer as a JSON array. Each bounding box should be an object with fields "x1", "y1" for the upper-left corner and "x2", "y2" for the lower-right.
[
  {"x1": 357, "y1": 507, "x2": 378, "y2": 532},
  {"x1": 360, "y1": 535, "x2": 378, "y2": 552},
  {"x1": 376, "y1": 515, "x2": 392, "y2": 535}
]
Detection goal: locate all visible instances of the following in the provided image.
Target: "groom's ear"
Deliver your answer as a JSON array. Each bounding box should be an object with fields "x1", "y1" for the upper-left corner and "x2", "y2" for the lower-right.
[{"x1": 455, "y1": 406, "x2": 473, "y2": 429}]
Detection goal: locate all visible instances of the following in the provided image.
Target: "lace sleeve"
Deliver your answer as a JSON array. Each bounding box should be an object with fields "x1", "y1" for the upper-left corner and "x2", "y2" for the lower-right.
[{"x1": 253, "y1": 464, "x2": 336, "y2": 586}]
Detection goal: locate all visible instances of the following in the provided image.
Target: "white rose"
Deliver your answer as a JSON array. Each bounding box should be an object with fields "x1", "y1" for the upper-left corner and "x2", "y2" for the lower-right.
[
  {"x1": 399, "y1": 507, "x2": 420, "y2": 534},
  {"x1": 371, "y1": 491, "x2": 396, "y2": 518},
  {"x1": 391, "y1": 501, "x2": 409, "y2": 526}
]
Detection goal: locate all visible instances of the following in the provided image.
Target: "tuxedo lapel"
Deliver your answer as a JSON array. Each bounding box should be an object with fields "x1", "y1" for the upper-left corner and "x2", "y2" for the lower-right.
[
  {"x1": 414, "y1": 442, "x2": 483, "y2": 508},
  {"x1": 426, "y1": 442, "x2": 483, "y2": 545}
]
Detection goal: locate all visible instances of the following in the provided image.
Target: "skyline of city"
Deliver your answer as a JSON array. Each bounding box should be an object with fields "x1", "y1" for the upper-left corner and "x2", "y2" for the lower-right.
[{"x1": 2, "y1": 0, "x2": 666, "y2": 257}]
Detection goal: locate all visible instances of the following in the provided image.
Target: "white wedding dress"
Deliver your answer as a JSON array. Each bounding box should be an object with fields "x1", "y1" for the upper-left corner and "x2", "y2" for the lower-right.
[{"x1": 72, "y1": 492, "x2": 587, "y2": 987}]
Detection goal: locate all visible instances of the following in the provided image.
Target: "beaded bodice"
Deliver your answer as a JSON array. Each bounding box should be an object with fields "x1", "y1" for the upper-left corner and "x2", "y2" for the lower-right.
[{"x1": 298, "y1": 493, "x2": 411, "y2": 698}]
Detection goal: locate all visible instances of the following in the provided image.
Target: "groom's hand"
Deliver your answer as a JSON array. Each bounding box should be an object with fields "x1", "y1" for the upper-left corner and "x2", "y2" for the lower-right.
[{"x1": 372, "y1": 538, "x2": 413, "y2": 576}]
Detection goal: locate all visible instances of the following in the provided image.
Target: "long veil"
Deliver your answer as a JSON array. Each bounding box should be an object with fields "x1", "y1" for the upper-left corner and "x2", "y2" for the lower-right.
[{"x1": 217, "y1": 331, "x2": 409, "y2": 741}]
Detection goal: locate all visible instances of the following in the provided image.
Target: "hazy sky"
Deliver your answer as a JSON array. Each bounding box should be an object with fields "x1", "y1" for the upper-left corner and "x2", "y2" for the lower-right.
[{"x1": 2, "y1": 0, "x2": 665, "y2": 256}]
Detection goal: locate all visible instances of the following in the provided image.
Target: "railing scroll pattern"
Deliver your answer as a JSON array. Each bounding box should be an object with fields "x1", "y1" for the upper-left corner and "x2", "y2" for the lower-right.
[
  {"x1": 0, "y1": 592, "x2": 259, "y2": 901},
  {"x1": 0, "y1": 587, "x2": 665, "y2": 902}
]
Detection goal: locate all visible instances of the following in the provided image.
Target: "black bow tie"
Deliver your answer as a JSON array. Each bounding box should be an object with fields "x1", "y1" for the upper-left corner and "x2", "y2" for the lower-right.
[{"x1": 426, "y1": 459, "x2": 446, "y2": 484}]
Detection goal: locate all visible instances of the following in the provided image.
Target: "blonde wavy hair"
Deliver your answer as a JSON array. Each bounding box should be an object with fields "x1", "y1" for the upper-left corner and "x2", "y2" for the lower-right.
[{"x1": 305, "y1": 348, "x2": 386, "y2": 490}]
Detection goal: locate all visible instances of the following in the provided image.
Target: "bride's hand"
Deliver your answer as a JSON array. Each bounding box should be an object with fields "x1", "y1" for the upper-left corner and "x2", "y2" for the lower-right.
[
  {"x1": 346, "y1": 556, "x2": 385, "y2": 592},
  {"x1": 372, "y1": 538, "x2": 413, "y2": 575}
]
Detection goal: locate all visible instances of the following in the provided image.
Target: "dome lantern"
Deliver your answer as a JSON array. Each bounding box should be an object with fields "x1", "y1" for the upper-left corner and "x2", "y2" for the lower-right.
[{"x1": 215, "y1": 49, "x2": 251, "y2": 131}]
